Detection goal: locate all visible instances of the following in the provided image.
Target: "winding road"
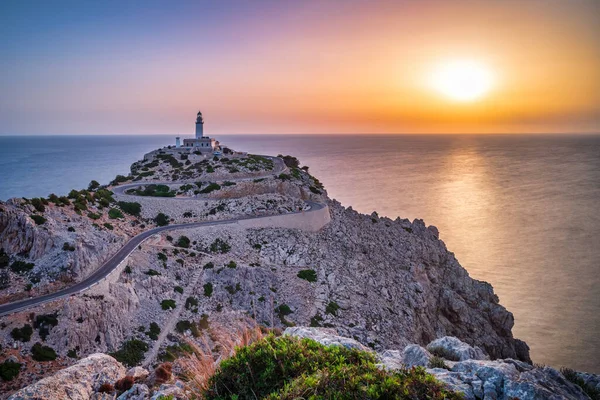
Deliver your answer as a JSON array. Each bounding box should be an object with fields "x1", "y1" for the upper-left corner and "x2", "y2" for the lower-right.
[{"x1": 0, "y1": 155, "x2": 327, "y2": 317}]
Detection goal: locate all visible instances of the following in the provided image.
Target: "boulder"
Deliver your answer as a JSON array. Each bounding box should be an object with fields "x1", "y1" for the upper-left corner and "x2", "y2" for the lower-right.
[
  {"x1": 116, "y1": 384, "x2": 150, "y2": 400},
  {"x1": 126, "y1": 366, "x2": 149, "y2": 382},
  {"x1": 8, "y1": 353, "x2": 126, "y2": 400},
  {"x1": 427, "y1": 336, "x2": 489, "y2": 361},
  {"x1": 283, "y1": 327, "x2": 370, "y2": 351}
]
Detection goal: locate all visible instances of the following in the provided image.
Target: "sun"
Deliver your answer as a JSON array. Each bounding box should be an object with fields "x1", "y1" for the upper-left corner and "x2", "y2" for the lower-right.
[{"x1": 430, "y1": 60, "x2": 494, "y2": 102}]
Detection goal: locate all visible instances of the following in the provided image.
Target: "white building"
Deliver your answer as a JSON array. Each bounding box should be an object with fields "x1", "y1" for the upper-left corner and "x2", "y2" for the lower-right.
[{"x1": 181, "y1": 111, "x2": 217, "y2": 152}]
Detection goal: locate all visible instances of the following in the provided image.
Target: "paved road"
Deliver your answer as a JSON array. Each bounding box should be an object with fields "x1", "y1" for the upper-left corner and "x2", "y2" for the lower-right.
[{"x1": 0, "y1": 200, "x2": 324, "y2": 317}]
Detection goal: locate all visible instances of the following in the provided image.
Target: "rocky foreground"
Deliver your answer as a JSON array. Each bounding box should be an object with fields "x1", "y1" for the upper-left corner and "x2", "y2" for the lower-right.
[
  {"x1": 7, "y1": 328, "x2": 600, "y2": 400},
  {"x1": 0, "y1": 149, "x2": 597, "y2": 398}
]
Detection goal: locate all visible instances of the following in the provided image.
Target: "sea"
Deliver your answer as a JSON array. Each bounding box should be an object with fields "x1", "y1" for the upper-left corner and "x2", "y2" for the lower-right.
[{"x1": 0, "y1": 134, "x2": 599, "y2": 373}]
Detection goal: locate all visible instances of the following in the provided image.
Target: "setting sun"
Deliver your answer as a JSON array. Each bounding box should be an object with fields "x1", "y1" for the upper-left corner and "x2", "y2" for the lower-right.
[{"x1": 430, "y1": 60, "x2": 494, "y2": 102}]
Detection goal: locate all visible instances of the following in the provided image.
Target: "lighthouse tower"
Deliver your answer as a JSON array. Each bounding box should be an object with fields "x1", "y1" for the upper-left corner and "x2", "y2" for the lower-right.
[{"x1": 195, "y1": 111, "x2": 204, "y2": 138}]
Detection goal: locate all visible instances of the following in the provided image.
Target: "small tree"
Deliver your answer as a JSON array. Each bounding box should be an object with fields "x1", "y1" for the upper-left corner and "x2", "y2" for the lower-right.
[{"x1": 154, "y1": 213, "x2": 169, "y2": 226}]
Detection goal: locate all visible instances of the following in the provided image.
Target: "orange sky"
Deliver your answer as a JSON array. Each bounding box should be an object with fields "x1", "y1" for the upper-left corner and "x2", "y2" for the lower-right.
[{"x1": 1, "y1": 0, "x2": 599, "y2": 134}]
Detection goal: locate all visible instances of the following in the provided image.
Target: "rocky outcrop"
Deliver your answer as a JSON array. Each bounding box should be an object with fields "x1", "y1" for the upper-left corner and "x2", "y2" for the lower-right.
[
  {"x1": 283, "y1": 326, "x2": 369, "y2": 351},
  {"x1": 285, "y1": 327, "x2": 596, "y2": 400},
  {"x1": 8, "y1": 354, "x2": 126, "y2": 400},
  {"x1": 427, "y1": 336, "x2": 489, "y2": 361}
]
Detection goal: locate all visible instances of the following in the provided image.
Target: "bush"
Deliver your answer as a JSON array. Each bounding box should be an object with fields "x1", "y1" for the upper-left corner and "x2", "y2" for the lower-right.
[
  {"x1": 108, "y1": 208, "x2": 124, "y2": 219},
  {"x1": 429, "y1": 356, "x2": 449, "y2": 369},
  {"x1": 30, "y1": 198, "x2": 46, "y2": 212},
  {"x1": 34, "y1": 313, "x2": 58, "y2": 341},
  {"x1": 103, "y1": 222, "x2": 114, "y2": 230},
  {"x1": 202, "y1": 262, "x2": 214, "y2": 270},
  {"x1": 98, "y1": 382, "x2": 115, "y2": 393},
  {"x1": 199, "y1": 183, "x2": 221, "y2": 194},
  {"x1": 561, "y1": 367, "x2": 600, "y2": 399},
  {"x1": 88, "y1": 180, "x2": 100, "y2": 191},
  {"x1": 325, "y1": 301, "x2": 340, "y2": 316},
  {"x1": 154, "y1": 213, "x2": 170, "y2": 226},
  {"x1": 31, "y1": 342, "x2": 57, "y2": 361},
  {"x1": 118, "y1": 201, "x2": 142, "y2": 216},
  {"x1": 203, "y1": 283, "x2": 213, "y2": 297},
  {"x1": 111, "y1": 175, "x2": 129, "y2": 185},
  {"x1": 297, "y1": 269, "x2": 317, "y2": 282},
  {"x1": 110, "y1": 339, "x2": 149, "y2": 367},
  {"x1": 146, "y1": 269, "x2": 161, "y2": 276},
  {"x1": 176, "y1": 236, "x2": 190, "y2": 248},
  {"x1": 161, "y1": 299, "x2": 176, "y2": 310},
  {"x1": 174, "y1": 286, "x2": 184, "y2": 294},
  {"x1": 175, "y1": 320, "x2": 193, "y2": 333},
  {"x1": 115, "y1": 375, "x2": 135, "y2": 392},
  {"x1": 185, "y1": 296, "x2": 199, "y2": 311},
  {"x1": 67, "y1": 226, "x2": 75, "y2": 232},
  {"x1": 62, "y1": 242, "x2": 76, "y2": 252},
  {"x1": 67, "y1": 348, "x2": 78, "y2": 359},
  {"x1": 226, "y1": 260, "x2": 237, "y2": 269},
  {"x1": 30, "y1": 214, "x2": 46, "y2": 225},
  {"x1": 147, "y1": 322, "x2": 161, "y2": 340},
  {"x1": 204, "y1": 335, "x2": 460, "y2": 400},
  {"x1": 0, "y1": 360, "x2": 21, "y2": 381},
  {"x1": 87, "y1": 212, "x2": 101, "y2": 220},
  {"x1": 209, "y1": 238, "x2": 230, "y2": 254},
  {"x1": 10, "y1": 261, "x2": 34, "y2": 274},
  {"x1": 154, "y1": 363, "x2": 172, "y2": 385}
]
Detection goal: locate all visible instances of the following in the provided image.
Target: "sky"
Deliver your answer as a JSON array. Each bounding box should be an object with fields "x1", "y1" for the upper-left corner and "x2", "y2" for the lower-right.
[{"x1": 1, "y1": 0, "x2": 599, "y2": 135}]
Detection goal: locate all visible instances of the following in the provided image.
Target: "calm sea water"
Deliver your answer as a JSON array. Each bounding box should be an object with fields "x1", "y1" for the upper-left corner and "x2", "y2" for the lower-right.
[{"x1": 1, "y1": 134, "x2": 599, "y2": 373}]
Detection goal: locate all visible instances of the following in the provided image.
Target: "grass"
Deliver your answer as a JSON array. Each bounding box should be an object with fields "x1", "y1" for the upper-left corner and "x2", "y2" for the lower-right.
[{"x1": 202, "y1": 335, "x2": 461, "y2": 400}]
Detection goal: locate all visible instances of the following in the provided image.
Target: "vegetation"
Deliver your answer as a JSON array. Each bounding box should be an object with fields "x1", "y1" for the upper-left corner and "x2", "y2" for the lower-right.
[
  {"x1": 0, "y1": 360, "x2": 22, "y2": 381},
  {"x1": 297, "y1": 269, "x2": 317, "y2": 282},
  {"x1": 428, "y1": 346, "x2": 460, "y2": 362},
  {"x1": 131, "y1": 184, "x2": 176, "y2": 197},
  {"x1": 34, "y1": 313, "x2": 58, "y2": 341},
  {"x1": 11, "y1": 324, "x2": 33, "y2": 342},
  {"x1": 87, "y1": 212, "x2": 102, "y2": 220},
  {"x1": 111, "y1": 339, "x2": 149, "y2": 367},
  {"x1": 199, "y1": 183, "x2": 221, "y2": 194},
  {"x1": 203, "y1": 262, "x2": 214, "y2": 270},
  {"x1": 154, "y1": 213, "x2": 170, "y2": 226},
  {"x1": 0, "y1": 248, "x2": 10, "y2": 268},
  {"x1": 176, "y1": 236, "x2": 191, "y2": 248},
  {"x1": 161, "y1": 299, "x2": 177, "y2": 310},
  {"x1": 88, "y1": 180, "x2": 100, "y2": 191},
  {"x1": 209, "y1": 238, "x2": 230, "y2": 254},
  {"x1": 203, "y1": 283, "x2": 213, "y2": 297},
  {"x1": 174, "y1": 286, "x2": 184, "y2": 294},
  {"x1": 146, "y1": 269, "x2": 161, "y2": 276},
  {"x1": 103, "y1": 222, "x2": 114, "y2": 230},
  {"x1": 226, "y1": 260, "x2": 237, "y2": 269},
  {"x1": 561, "y1": 367, "x2": 600, "y2": 399},
  {"x1": 185, "y1": 296, "x2": 199, "y2": 311},
  {"x1": 31, "y1": 342, "x2": 57, "y2": 361},
  {"x1": 108, "y1": 208, "x2": 124, "y2": 219},
  {"x1": 147, "y1": 322, "x2": 161, "y2": 340},
  {"x1": 30, "y1": 214, "x2": 47, "y2": 225},
  {"x1": 118, "y1": 201, "x2": 142, "y2": 216},
  {"x1": 325, "y1": 301, "x2": 341, "y2": 316},
  {"x1": 62, "y1": 242, "x2": 76, "y2": 251},
  {"x1": 10, "y1": 260, "x2": 35, "y2": 274},
  {"x1": 203, "y1": 335, "x2": 460, "y2": 400},
  {"x1": 429, "y1": 356, "x2": 449, "y2": 369}
]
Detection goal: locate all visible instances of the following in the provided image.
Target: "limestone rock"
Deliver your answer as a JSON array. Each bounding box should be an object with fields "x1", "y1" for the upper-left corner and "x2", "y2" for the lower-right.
[
  {"x1": 283, "y1": 326, "x2": 370, "y2": 351},
  {"x1": 126, "y1": 366, "x2": 149, "y2": 381},
  {"x1": 8, "y1": 353, "x2": 126, "y2": 400},
  {"x1": 427, "y1": 336, "x2": 489, "y2": 361},
  {"x1": 116, "y1": 384, "x2": 150, "y2": 400}
]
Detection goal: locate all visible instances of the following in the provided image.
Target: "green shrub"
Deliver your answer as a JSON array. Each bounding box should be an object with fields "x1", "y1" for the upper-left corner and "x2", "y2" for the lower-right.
[
  {"x1": 561, "y1": 367, "x2": 600, "y2": 399},
  {"x1": 176, "y1": 236, "x2": 190, "y2": 248},
  {"x1": 203, "y1": 283, "x2": 213, "y2": 297},
  {"x1": 30, "y1": 215, "x2": 46, "y2": 225},
  {"x1": 204, "y1": 335, "x2": 460, "y2": 400},
  {"x1": 67, "y1": 348, "x2": 78, "y2": 359},
  {"x1": 297, "y1": 269, "x2": 317, "y2": 282},
  {"x1": 199, "y1": 183, "x2": 221, "y2": 194},
  {"x1": 30, "y1": 198, "x2": 46, "y2": 212},
  {"x1": 146, "y1": 269, "x2": 161, "y2": 276},
  {"x1": 174, "y1": 286, "x2": 184, "y2": 294},
  {"x1": 226, "y1": 260, "x2": 237, "y2": 269},
  {"x1": 11, "y1": 324, "x2": 33, "y2": 342},
  {"x1": 31, "y1": 342, "x2": 57, "y2": 361},
  {"x1": 0, "y1": 360, "x2": 22, "y2": 381},
  {"x1": 147, "y1": 322, "x2": 161, "y2": 340},
  {"x1": 429, "y1": 356, "x2": 449, "y2": 369},
  {"x1": 108, "y1": 208, "x2": 124, "y2": 219},
  {"x1": 118, "y1": 201, "x2": 142, "y2": 216},
  {"x1": 110, "y1": 339, "x2": 148, "y2": 367},
  {"x1": 325, "y1": 301, "x2": 340, "y2": 316},
  {"x1": 175, "y1": 320, "x2": 193, "y2": 334},
  {"x1": 203, "y1": 262, "x2": 214, "y2": 270},
  {"x1": 67, "y1": 226, "x2": 75, "y2": 232},
  {"x1": 34, "y1": 313, "x2": 58, "y2": 341},
  {"x1": 124, "y1": 265, "x2": 132, "y2": 274},
  {"x1": 154, "y1": 213, "x2": 170, "y2": 226},
  {"x1": 185, "y1": 297, "x2": 199, "y2": 310},
  {"x1": 87, "y1": 212, "x2": 101, "y2": 220},
  {"x1": 310, "y1": 314, "x2": 324, "y2": 327},
  {"x1": 103, "y1": 222, "x2": 114, "y2": 230},
  {"x1": 88, "y1": 180, "x2": 100, "y2": 191},
  {"x1": 210, "y1": 238, "x2": 230, "y2": 254},
  {"x1": 161, "y1": 299, "x2": 176, "y2": 310},
  {"x1": 10, "y1": 261, "x2": 35, "y2": 274}
]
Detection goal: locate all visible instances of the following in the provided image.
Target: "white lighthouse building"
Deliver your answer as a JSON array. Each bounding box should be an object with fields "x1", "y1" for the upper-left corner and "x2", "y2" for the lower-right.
[{"x1": 182, "y1": 110, "x2": 217, "y2": 152}]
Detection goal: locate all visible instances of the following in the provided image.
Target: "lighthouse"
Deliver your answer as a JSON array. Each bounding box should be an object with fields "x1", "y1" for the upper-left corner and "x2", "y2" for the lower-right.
[{"x1": 195, "y1": 111, "x2": 204, "y2": 138}]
